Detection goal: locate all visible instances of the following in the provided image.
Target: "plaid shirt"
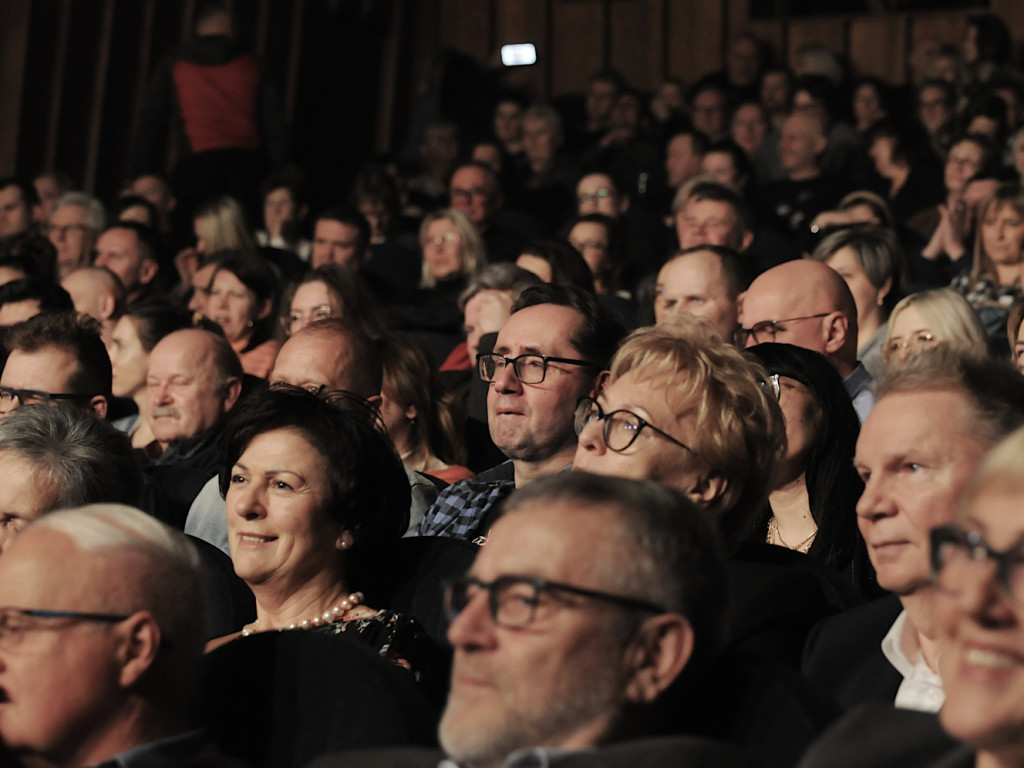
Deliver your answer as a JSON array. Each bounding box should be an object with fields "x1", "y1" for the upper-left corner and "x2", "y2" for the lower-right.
[{"x1": 416, "y1": 461, "x2": 516, "y2": 542}]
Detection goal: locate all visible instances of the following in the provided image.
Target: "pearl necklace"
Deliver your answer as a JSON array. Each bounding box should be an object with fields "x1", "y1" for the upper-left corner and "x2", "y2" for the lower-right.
[{"x1": 241, "y1": 591, "x2": 364, "y2": 636}]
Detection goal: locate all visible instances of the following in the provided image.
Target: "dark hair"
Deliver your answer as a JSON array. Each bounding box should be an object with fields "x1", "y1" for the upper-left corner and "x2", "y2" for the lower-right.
[
  {"x1": 968, "y1": 13, "x2": 1012, "y2": 67},
  {"x1": 0, "y1": 404, "x2": 142, "y2": 509},
  {"x1": 512, "y1": 284, "x2": 627, "y2": 368},
  {"x1": 218, "y1": 386, "x2": 410, "y2": 547},
  {"x1": 378, "y1": 331, "x2": 466, "y2": 466},
  {"x1": 348, "y1": 167, "x2": 400, "y2": 236},
  {"x1": 111, "y1": 195, "x2": 159, "y2": 228},
  {"x1": 745, "y1": 344, "x2": 870, "y2": 590},
  {"x1": 685, "y1": 179, "x2": 755, "y2": 233},
  {"x1": 0, "y1": 233, "x2": 56, "y2": 282},
  {"x1": 675, "y1": 245, "x2": 755, "y2": 300},
  {"x1": 665, "y1": 126, "x2": 711, "y2": 157},
  {"x1": 951, "y1": 133, "x2": 1001, "y2": 179},
  {"x1": 2, "y1": 311, "x2": 111, "y2": 396},
  {"x1": 0, "y1": 279, "x2": 73, "y2": 315},
  {"x1": 703, "y1": 139, "x2": 754, "y2": 185},
  {"x1": 212, "y1": 252, "x2": 280, "y2": 352},
  {"x1": 0, "y1": 178, "x2": 39, "y2": 208},
  {"x1": 793, "y1": 74, "x2": 842, "y2": 122},
  {"x1": 517, "y1": 240, "x2": 595, "y2": 292},
  {"x1": 281, "y1": 265, "x2": 385, "y2": 339},
  {"x1": 562, "y1": 213, "x2": 625, "y2": 293},
  {"x1": 314, "y1": 206, "x2": 371, "y2": 255},
  {"x1": 865, "y1": 117, "x2": 937, "y2": 170},
  {"x1": 121, "y1": 299, "x2": 193, "y2": 353},
  {"x1": 102, "y1": 220, "x2": 161, "y2": 265},
  {"x1": 918, "y1": 78, "x2": 956, "y2": 111},
  {"x1": 503, "y1": 472, "x2": 732, "y2": 666},
  {"x1": 960, "y1": 92, "x2": 1009, "y2": 148}
]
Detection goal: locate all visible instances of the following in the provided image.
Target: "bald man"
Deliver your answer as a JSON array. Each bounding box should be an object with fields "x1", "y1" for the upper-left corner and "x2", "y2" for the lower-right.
[
  {"x1": 738, "y1": 259, "x2": 874, "y2": 419},
  {"x1": 61, "y1": 266, "x2": 125, "y2": 347}
]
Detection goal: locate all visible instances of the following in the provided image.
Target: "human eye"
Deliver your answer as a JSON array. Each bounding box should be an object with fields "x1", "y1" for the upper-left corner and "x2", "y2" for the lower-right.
[
  {"x1": 229, "y1": 472, "x2": 248, "y2": 486},
  {"x1": 686, "y1": 295, "x2": 706, "y2": 306},
  {"x1": 20, "y1": 391, "x2": 45, "y2": 405},
  {"x1": 273, "y1": 480, "x2": 294, "y2": 491},
  {"x1": 313, "y1": 306, "x2": 332, "y2": 320},
  {"x1": 753, "y1": 321, "x2": 776, "y2": 337},
  {"x1": 522, "y1": 356, "x2": 546, "y2": 371}
]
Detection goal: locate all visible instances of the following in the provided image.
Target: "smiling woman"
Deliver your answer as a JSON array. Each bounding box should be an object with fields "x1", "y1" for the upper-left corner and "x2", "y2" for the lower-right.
[{"x1": 211, "y1": 385, "x2": 436, "y2": 681}]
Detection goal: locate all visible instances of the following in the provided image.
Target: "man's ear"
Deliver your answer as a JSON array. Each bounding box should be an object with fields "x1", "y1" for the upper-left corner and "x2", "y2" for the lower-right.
[
  {"x1": 591, "y1": 370, "x2": 612, "y2": 397},
  {"x1": 116, "y1": 611, "x2": 162, "y2": 688},
  {"x1": 821, "y1": 311, "x2": 849, "y2": 355},
  {"x1": 222, "y1": 377, "x2": 243, "y2": 412},
  {"x1": 623, "y1": 614, "x2": 695, "y2": 704},
  {"x1": 739, "y1": 228, "x2": 753, "y2": 252},
  {"x1": 98, "y1": 291, "x2": 117, "y2": 322},
  {"x1": 90, "y1": 395, "x2": 109, "y2": 420},
  {"x1": 683, "y1": 468, "x2": 727, "y2": 508},
  {"x1": 139, "y1": 259, "x2": 159, "y2": 287}
]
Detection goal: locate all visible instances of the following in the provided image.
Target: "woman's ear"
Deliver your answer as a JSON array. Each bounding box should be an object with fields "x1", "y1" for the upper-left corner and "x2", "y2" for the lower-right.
[
  {"x1": 335, "y1": 529, "x2": 355, "y2": 551},
  {"x1": 684, "y1": 469, "x2": 727, "y2": 508}
]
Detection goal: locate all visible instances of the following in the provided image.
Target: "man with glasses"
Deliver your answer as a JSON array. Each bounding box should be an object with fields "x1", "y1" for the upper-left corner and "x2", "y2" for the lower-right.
[
  {"x1": 0, "y1": 311, "x2": 111, "y2": 420},
  {"x1": 417, "y1": 284, "x2": 625, "y2": 543},
  {"x1": 46, "y1": 192, "x2": 105, "y2": 279},
  {"x1": 738, "y1": 258, "x2": 875, "y2": 420},
  {"x1": 802, "y1": 350, "x2": 1024, "y2": 714},
  {"x1": 0, "y1": 503, "x2": 220, "y2": 767}
]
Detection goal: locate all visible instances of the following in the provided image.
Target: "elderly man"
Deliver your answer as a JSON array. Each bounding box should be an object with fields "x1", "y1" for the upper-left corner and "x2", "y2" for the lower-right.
[
  {"x1": 61, "y1": 266, "x2": 125, "y2": 346},
  {"x1": 0, "y1": 311, "x2": 111, "y2": 419},
  {"x1": 0, "y1": 504, "x2": 219, "y2": 767},
  {"x1": 314, "y1": 472, "x2": 739, "y2": 768},
  {"x1": 417, "y1": 284, "x2": 626, "y2": 543},
  {"x1": 674, "y1": 180, "x2": 753, "y2": 253},
  {"x1": 143, "y1": 328, "x2": 243, "y2": 526},
  {"x1": 93, "y1": 221, "x2": 161, "y2": 304},
  {"x1": 185, "y1": 318, "x2": 440, "y2": 551},
  {"x1": 654, "y1": 245, "x2": 752, "y2": 338},
  {"x1": 46, "y1": 192, "x2": 105, "y2": 278},
  {"x1": 802, "y1": 352, "x2": 1024, "y2": 714},
  {"x1": 0, "y1": 405, "x2": 141, "y2": 554},
  {"x1": 739, "y1": 258, "x2": 874, "y2": 420}
]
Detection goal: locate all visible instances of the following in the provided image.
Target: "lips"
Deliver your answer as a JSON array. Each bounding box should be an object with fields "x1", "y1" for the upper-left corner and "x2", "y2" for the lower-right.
[{"x1": 237, "y1": 533, "x2": 277, "y2": 546}]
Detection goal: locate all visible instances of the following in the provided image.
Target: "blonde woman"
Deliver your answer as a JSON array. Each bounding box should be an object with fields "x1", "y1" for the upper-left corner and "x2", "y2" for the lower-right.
[{"x1": 884, "y1": 288, "x2": 989, "y2": 367}]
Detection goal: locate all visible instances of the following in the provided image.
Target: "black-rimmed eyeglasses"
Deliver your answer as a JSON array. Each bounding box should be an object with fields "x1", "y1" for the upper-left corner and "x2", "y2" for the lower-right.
[
  {"x1": 0, "y1": 608, "x2": 130, "y2": 651},
  {"x1": 573, "y1": 396, "x2": 698, "y2": 456},
  {"x1": 444, "y1": 575, "x2": 666, "y2": 628},
  {"x1": 477, "y1": 353, "x2": 599, "y2": 385},
  {"x1": 0, "y1": 386, "x2": 90, "y2": 409},
  {"x1": 734, "y1": 313, "x2": 831, "y2": 347},
  {"x1": 931, "y1": 525, "x2": 1024, "y2": 603}
]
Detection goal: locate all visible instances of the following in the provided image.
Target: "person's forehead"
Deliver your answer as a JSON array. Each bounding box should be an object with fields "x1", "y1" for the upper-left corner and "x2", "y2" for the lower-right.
[
  {"x1": 273, "y1": 332, "x2": 356, "y2": 389},
  {"x1": 0, "y1": 451, "x2": 55, "y2": 517},
  {"x1": 2, "y1": 347, "x2": 79, "y2": 391},
  {"x1": 742, "y1": 277, "x2": 803, "y2": 321},
  {"x1": 315, "y1": 219, "x2": 358, "y2": 241},
  {"x1": 97, "y1": 228, "x2": 138, "y2": 254},
  {"x1": 860, "y1": 389, "x2": 977, "y2": 460},
  {"x1": 664, "y1": 251, "x2": 726, "y2": 289},
  {"x1": 495, "y1": 304, "x2": 583, "y2": 355},
  {"x1": 694, "y1": 89, "x2": 724, "y2": 106},
  {"x1": 686, "y1": 198, "x2": 736, "y2": 221},
  {"x1": 0, "y1": 185, "x2": 25, "y2": 203},
  {"x1": 452, "y1": 166, "x2": 488, "y2": 189},
  {"x1": 569, "y1": 221, "x2": 607, "y2": 241},
  {"x1": 51, "y1": 204, "x2": 89, "y2": 224},
  {"x1": 427, "y1": 217, "x2": 457, "y2": 233},
  {"x1": 150, "y1": 334, "x2": 214, "y2": 376},
  {"x1": 265, "y1": 187, "x2": 294, "y2": 203},
  {"x1": 668, "y1": 135, "x2": 695, "y2": 153},
  {"x1": 578, "y1": 174, "x2": 615, "y2": 194}
]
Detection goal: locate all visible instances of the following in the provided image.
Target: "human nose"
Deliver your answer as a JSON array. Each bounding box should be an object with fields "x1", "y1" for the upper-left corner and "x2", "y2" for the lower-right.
[
  {"x1": 855, "y1": 475, "x2": 897, "y2": 522},
  {"x1": 232, "y1": 482, "x2": 266, "y2": 521},
  {"x1": 950, "y1": 556, "x2": 1013, "y2": 621},
  {"x1": 491, "y1": 358, "x2": 522, "y2": 392},
  {"x1": 447, "y1": 586, "x2": 496, "y2": 650},
  {"x1": 576, "y1": 411, "x2": 607, "y2": 455}
]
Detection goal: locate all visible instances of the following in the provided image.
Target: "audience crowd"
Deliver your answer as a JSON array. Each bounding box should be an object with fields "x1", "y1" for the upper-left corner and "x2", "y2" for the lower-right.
[{"x1": 5, "y1": 3, "x2": 1024, "y2": 767}]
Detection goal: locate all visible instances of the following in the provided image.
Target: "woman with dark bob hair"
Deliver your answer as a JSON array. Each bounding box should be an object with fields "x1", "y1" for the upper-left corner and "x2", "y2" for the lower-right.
[
  {"x1": 208, "y1": 251, "x2": 280, "y2": 378},
  {"x1": 743, "y1": 343, "x2": 877, "y2": 597},
  {"x1": 210, "y1": 385, "x2": 436, "y2": 679}
]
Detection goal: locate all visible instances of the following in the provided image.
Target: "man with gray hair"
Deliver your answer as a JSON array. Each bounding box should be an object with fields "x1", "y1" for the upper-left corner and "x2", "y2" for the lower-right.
[
  {"x1": 0, "y1": 504, "x2": 225, "y2": 767},
  {"x1": 46, "y1": 191, "x2": 105, "y2": 279}
]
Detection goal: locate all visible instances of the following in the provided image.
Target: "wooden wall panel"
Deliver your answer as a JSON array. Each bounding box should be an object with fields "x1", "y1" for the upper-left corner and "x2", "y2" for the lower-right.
[
  {"x1": 550, "y1": 1, "x2": 603, "y2": 97},
  {"x1": 0, "y1": 0, "x2": 30, "y2": 174},
  {"x1": 909, "y1": 14, "x2": 964, "y2": 48},
  {"x1": 787, "y1": 18, "x2": 845, "y2": 70},
  {"x1": 609, "y1": 0, "x2": 663, "y2": 92},
  {"x1": 666, "y1": 0, "x2": 723, "y2": 82},
  {"x1": 849, "y1": 17, "x2": 905, "y2": 80},
  {"x1": 439, "y1": 0, "x2": 492, "y2": 65}
]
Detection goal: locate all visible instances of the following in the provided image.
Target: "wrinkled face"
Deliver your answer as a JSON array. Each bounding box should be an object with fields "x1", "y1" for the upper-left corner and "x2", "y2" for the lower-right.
[
  {"x1": 981, "y1": 202, "x2": 1024, "y2": 267},
  {"x1": 0, "y1": 452, "x2": 54, "y2": 555},
  {"x1": 486, "y1": 304, "x2": 593, "y2": 463},
  {"x1": 146, "y1": 334, "x2": 230, "y2": 443},
  {"x1": 227, "y1": 428, "x2": 343, "y2": 591},
  {"x1": 311, "y1": 220, "x2": 363, "y2": 269},
  {"x1": 93, "y1": 228, "x2": 146, "y2": 295},
  {"x1": 572, "y1": 369, "x2": 706, "y2": 496},
  {"x1": 778, "y1": 114, "x2": 824, "y2": 175},
  {"x1": 271, "y1": 332, "x2": 361, "y2": 395},
  {"x1": 48, "y1": 205, "x2": 95, "y2": 275},
  {"x1": 855, "y1": 390, "x2": 986, "y2": 596},
  {"x1": 287, "y1": 281, "x2": 342, "y2": 337},
  {"x1": 450, "y1": 167, "x2": 497, "y2": 227},
  {"x1": 567, "y1": 222, "x2": 609, "y2": 283},
  {"x1": 654, "y1": 250, "x2": 738, "y2": 338},
  {"x1": 209, "y1": 269, "x2": 263, "y2": 344},
  {"x1": 918, "y1": 86, "x2": 951, "y2": 135},
  {"x1": 731, "y1": 104, "x2": 767, "y2": 154},
  {"x1": 691, "y1": 90, "x2": 727, "y2": 138},
  {"x1": 576, "y1": 175, "x2": 622, "y2": 218},
  {"x1": 422, "y1": 218, "x2": 465, "y2": 281},
  {"x1": 676, "y1": 198, "x2": 743, "y2": 251},
  {"x1": 701, "y1": 151, "x2": 739, "y2": 185},
  {"x1": 826, "y1": 246, "x2": 885, "y2": 330},
  {"x1": 108, "y1": 316, "x2": 148, "y2": 400},
  {"x1": 938, "y1": 484, "x2": 1024, "y2": 756},
  {"x1": 0, "y1": 348, "x2": 82, "y2": 418},
  {"x1": 0, "y1": 186, "x2": 30, "y2": 240},
  {"x1": 665, "y1": 135, "x2": 702, "y2": 188},
  {"x1": 439, "y1": 502, "x2": 635, "y2": 765},
  {"x1": 0, "y1": 528, "x2": 128, "y2": 766},
  {"x1": 263, "y1": 187, "x2": 296, "y2": 235},
  {"x1": 945, "y1": 140, "x2": 984, "y2": 195}
]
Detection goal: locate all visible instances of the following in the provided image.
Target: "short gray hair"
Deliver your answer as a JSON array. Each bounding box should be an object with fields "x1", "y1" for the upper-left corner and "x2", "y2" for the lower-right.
[
  {"x1": 458, "y1": 263, "x2": 542, "y2": 311},
  {"x1": 0, "y1": 405, "x2": 142, "y2": 509},
  {"x1": 52, "y1": 191, "x2": 106, "y2": 231}
]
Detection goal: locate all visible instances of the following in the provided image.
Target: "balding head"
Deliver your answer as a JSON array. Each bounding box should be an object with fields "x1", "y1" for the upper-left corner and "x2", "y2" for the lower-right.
[
  {"x1": 739, "y1": 260, "x2": 858, "y2": 375},
  {"x1": 61, "y1": 267, "x2": 124, "y2": 325},
  {"x1": 270, "y1": 318, "x2": 382, "y2": 402}
]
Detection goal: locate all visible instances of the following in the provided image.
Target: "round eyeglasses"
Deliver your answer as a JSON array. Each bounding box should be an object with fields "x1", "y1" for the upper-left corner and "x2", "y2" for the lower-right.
[{"x1": 573, "y1": 396, "x2": 698, "y2": 455}]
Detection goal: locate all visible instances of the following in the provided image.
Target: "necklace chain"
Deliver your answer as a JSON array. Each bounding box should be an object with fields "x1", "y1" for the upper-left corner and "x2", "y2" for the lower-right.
[
  {"x1": 241, "y1": 591, "x2": 364, "y2": 636},
  {"x1": 767, "y1": 516, "x2": 816, "y2": 554}
]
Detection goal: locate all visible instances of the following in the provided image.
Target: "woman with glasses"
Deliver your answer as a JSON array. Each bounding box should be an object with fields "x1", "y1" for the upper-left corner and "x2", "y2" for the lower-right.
[
  {"x1": 932, "y1": 424, "x2": 1024, "y2": 767},
  {"x1": 209, "y1": 385, "x2": 437, "y2": 682},
  {"x1": 884, "y1": 288, "x2": 989, "y2": 368},
  {"x1": 280, "y1": 264, "x2": 384, "y2": 339},
  {"x1": 746, "y1": 343, "x2": 877, "y2": 597}
]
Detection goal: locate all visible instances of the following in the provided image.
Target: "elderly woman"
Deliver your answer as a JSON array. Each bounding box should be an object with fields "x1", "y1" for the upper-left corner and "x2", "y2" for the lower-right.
[
  {"x1": 932, "y1": 424, "x2": 1024, "y2": 767},
  {"x1": 208, "y1": 252, "x2": 280, "y2": 378},
  {"x1": 213, "y1": 385, "x2": 434, "y2": 678},
  {"x1": 811, "y1": 226, "x2": 904, "y2": 378},
  {"x1": 884, "y1": 288, "x2": 989, "y2": 368}
]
